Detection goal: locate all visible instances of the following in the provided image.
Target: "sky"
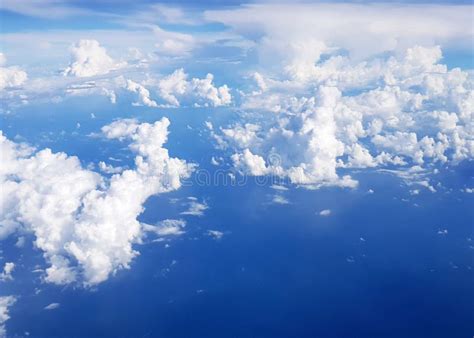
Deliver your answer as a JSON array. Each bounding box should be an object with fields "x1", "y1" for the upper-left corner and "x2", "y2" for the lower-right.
[{"x1": 0, "y1": 1, "x2": 473, "y2": 337}]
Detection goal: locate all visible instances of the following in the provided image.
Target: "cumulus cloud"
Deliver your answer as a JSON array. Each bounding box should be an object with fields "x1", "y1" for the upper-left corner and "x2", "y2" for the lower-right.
[
  {"x1": 0, "y1": 53, "x2": 27, "y2": 90},
  {"x1": 0, "y1": 296, "x2": 15, "y2": 338},
  {"x1": 125, "y1": 79, "x2": 158, "y2": 107},
  {"x1": 0, "y1": 118, "x2": 192, "y2": 286},
  {"x1": 63, "y1": 40, "x2": 126, "y2": 77},
  {"x1": 0, "y1": 262, "x2": 15, "y2": 281},
  {"x1": 158, "y1": 68, "x2": 231, "y2": 107},
  {"x1": 232, "y1": 149, "x2": 269, "y2": 176},
  {"x1": 214, "y1": 45, "x2": 473, "y2": 189}
]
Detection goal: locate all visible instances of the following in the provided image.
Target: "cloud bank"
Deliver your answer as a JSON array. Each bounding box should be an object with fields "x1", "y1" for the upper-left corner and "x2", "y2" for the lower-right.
[{"x1": 215, "y1": 46, "x2": 473, "y2": 189}]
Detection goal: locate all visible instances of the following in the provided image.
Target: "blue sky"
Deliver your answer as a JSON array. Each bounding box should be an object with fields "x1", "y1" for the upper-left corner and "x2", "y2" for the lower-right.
[{"x1": 0, "y1": 1, "x2": 473, "y2": 337}]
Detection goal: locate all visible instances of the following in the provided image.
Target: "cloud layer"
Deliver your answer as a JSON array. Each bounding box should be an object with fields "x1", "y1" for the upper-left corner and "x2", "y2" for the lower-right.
[{"x1": 214, "y1": 46, "x2": 473, "y2": 189}]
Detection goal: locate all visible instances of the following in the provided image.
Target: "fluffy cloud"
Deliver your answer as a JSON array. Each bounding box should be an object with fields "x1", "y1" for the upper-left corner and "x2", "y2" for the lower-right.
[
  {"x1": 63, "y1": 40, "x2": 126, "y2": 77},
  {"x1": 125, "y1": 79, "x2": 158, "y2": 107},
  {"x1": 0, "y1": 118, "x2": 192, "y2": 286},
  {"x1": 0, "y1": 263, "x2": 15, "y2": 281},
  {"x1": 98, "y1": 161, "x2": 123, "y2": 175},
  {"x1": 232, "y1": 149, "x2": 269, "y2": 176},
  {"x1": 214, "y1": 46, "x2": 473, "y2": 189},
  {"x1": 0, "y1": 53, "x2": 27, "y2": 90},
  {"x1": 158, "y1": 68, "x2": 231, "y2": 107},
  {"x1": 0, "y1": 296, "x2": 15, "y2": 338}
]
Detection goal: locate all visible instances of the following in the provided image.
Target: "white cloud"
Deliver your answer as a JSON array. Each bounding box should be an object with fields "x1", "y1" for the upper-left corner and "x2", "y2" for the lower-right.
[
  {"x1": 125, "y1": 79, "x2": 158, "y2": 107},
  {"x1": 270, "y1": 184, "x2": 288, "y2": 191},
  {"x1": 157, "y1": 68, "x2": 231, "y2": 107},
  {"x1": 222, "y1": 124, "x2": 260, "y2": 149},
  {"x1": 63, "y1": 40, "x2": 126, "y2": 77},
  {"x1": 272, "y1": 195, "x2": 289, "y2": 205},
  {"x1": 0, "y1": 296, "x2": 15, "y2": 338},
  {"x1": 207, "y1": 230, "x2": 224, "y2": 240},
  {"x1": 380, "y1": 166, "x2": 438, "y2": 193},
  {"x1": 143, "y1": 219, "x2": 186, "y2": 237},
  {"x1": 0, "y1": 53, "x2": 28, "y2": 90},
  {"x1": 0, "y1": 262, "x2": 14, "y2": 282},
  {"x1": 232, "y1": 149, "x2": 269, "y2": 176},
  {"x1": 319, "y1": 209, "x2": 331, "y2": 216},
  {"x1": 202, "y1": 5, "x2": 472, "y2": 193},
  {"x1": 153, "y1": 26, "x2": 195, "y2": 57},
  {"x1": 0, "y1": 118, "x2": 192, "y2": 286},
  {"x1": 205, "y1": 3, "x2": 472, "y2": 80},
  {"x1": 44, "y1": 303, "x2": 60, "y2": 310},
  {"x1": 98, "y1": 161, "x2": 123, "y2": 175},
  {"x1": 214, "y1": 45, "x2": 473, "y2": 190},
  {"x1": 180, "y1": 197, "x2": 208, "y2": 217},
  {"x1": 15, "y1": 236, "x2": 25, "y2": 248}
]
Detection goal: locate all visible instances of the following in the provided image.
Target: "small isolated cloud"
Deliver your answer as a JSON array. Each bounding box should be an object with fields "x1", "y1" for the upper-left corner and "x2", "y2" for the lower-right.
[
  {"x1": 44, "y1": 303, "x2": 60, "y2": 311},
  {"x1": 144, "y1": 219, "x2": 186, "y2": 237},
  {"x1": 0, "y1": 262, "x2": 15, "y2": 281},
  {"x1": 272, "y1": 194, "x2": 289, "y2": 205},
  {"x1": 437, "y1": 229, "x2": 448, "y2": 235},
  {"x1": 15, "y1": 236, "x2": 25, "y2": 248},
  {"x1": 181, "y1": 197, "x2": 208, "y2": 217},
  {"x1": 270, "y1": 184, "x2": 288, "y2": 191},
  {"x1": 207, "y1": 230, "x2": 224, "y2": 240},
  {"x1": 319, "y1": 209, "x2": 331, "y2": 216}
]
